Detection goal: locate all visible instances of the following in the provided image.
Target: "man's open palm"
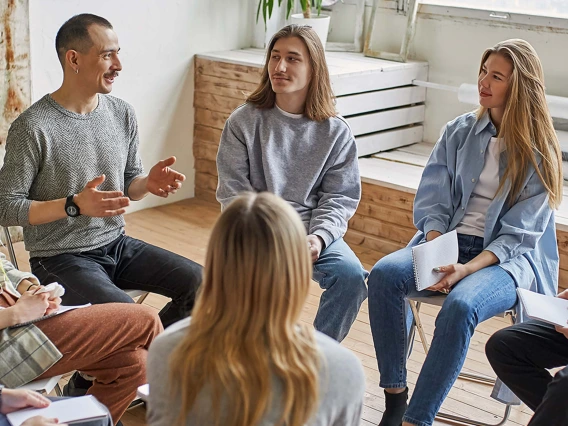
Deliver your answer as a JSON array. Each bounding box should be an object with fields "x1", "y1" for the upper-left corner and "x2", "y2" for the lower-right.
[{"x1": 147, "y1": 156, "x2": 186, "y2": 198}]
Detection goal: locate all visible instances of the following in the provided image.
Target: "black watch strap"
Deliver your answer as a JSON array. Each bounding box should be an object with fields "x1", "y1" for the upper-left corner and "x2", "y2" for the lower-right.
[{"x1": 65, "y1": 195, "x2": 81, "y2": 217}]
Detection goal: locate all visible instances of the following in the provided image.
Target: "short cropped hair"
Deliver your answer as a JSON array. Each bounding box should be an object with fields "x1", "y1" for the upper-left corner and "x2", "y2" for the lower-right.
[{"x1": 55, "y1": 14, "x2": 113, "y2": 65}]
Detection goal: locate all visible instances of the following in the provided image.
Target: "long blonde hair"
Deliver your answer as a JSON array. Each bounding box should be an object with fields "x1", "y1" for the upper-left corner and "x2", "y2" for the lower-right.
[
  {"x1": 169, "y1": 192, "x2": 320, "y2": 426},
  {"x1": 477, "y1": 39, "x2": 562, "y2": 208},
  {"x1": 247, "y1": 24, "x2": 336, "y2": 121}
]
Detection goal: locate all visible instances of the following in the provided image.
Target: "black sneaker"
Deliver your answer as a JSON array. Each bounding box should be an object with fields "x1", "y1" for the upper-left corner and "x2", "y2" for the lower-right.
[{"x1": 62, "y1": 371, "x2": 92, "y2": 397}]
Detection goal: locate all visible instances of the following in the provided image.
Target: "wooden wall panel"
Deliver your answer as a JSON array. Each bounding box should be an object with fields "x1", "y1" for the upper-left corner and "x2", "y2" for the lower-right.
[{"x1": 195, "y1": 58, "x2": 261, "y2": 84}]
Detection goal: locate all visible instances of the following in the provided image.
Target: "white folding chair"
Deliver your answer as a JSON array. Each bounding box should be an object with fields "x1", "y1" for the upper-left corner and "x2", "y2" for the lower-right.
[
  {"x1": 1, "y1": 226, "x2": 150, "y2": 304},
  {"x1": 136, "y1": 384, "x2": 149, "y2": 402},
  {"x1": 18, "y1": 375, "x2": 64, "y2": 396},
  {"x1": 407, "y1": 294, "x2": 517, "y2": 426}
]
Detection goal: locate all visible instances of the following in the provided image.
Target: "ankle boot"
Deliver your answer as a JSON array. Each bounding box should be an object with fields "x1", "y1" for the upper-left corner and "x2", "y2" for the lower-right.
[{"x1": 379, "y1": 387, "x2": 408, "y2": 426}]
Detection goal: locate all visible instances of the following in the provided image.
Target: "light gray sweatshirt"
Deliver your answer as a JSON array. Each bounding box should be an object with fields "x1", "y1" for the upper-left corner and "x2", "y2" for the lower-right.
[
  {"x1": 147, "y1": 317, "x2": 366, "y2": 426},
  {"x1": 216, "y1": 103, "x2": 361, "y2": 248}
]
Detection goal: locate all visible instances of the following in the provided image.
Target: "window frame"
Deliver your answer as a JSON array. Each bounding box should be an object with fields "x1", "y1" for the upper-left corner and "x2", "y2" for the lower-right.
[{"x1": 365, "y1": 0, "x2": 568, "y2": 31}]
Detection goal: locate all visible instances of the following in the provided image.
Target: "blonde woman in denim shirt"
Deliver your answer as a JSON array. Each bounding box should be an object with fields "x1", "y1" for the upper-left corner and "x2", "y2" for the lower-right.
[{"x1": 368, "y1": 39, "x2": 563, "y2": 426}]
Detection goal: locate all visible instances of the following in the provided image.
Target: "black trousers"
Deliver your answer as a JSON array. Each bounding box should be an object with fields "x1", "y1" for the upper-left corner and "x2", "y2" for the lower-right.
[
  {"x1": 30, "y1": 234, "x2": 202, "y2": 328},
  {"x1": 486, "y1": 320, "x2": 568, "y2": 426}
]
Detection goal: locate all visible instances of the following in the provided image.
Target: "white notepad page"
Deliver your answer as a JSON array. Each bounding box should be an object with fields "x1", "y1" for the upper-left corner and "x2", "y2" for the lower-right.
[
  {"x1": 7, "y1": 395, "x2": 108, "y2": 426},
  {"x1": 517, "y1": 288, "x2": 568, "y2": 327},
  {"x1": 411, "y1": 230, "x2": 459, "y2": 291}
]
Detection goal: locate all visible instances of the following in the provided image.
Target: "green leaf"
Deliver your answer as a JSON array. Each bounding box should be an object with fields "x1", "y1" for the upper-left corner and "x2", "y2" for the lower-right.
[
  {"x1": 262, "y1": 0, "x2": 267, "y2": 29},
  {"x1": 268, "y1": 0, "x2": 274, "y2": 19},
  {"x1": 286, "y1": 0, "x2": 293, "y2": 19},
  {"x1": 256, "y1": 0, "x2": 262, "y2": 23}
]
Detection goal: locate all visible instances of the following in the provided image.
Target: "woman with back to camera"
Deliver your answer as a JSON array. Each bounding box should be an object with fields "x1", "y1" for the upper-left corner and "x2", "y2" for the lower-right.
[{"x1": 147, "y1": 191, "x2": 366, "y2": 426}]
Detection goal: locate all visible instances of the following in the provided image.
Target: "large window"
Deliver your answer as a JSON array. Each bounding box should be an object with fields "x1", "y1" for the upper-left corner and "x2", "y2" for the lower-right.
[{"x1": 420, "y1": 0, "x2": 568, "y2": 20}]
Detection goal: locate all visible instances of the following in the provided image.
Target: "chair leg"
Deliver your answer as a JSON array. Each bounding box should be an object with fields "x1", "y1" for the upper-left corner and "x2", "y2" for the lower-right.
[
  {"x1": 409, "y1": 301, "x2": 430, "y2": 354},
  {"x1": 54, "y1": 383, "x2": 63, "y2": 397},
  {"x1": 436, "y1": 404, "x2": 512, "y2": 426},
  {"x1": 135, "y1": 292, "x2": 149, "y2": 304}
]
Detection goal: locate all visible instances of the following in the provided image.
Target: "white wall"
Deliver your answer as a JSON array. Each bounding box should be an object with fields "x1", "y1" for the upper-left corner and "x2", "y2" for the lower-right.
[
  {"x1": 367, "y1": 10, "x2": 568, "y2": 143},
  {"x1": 29, "y1": 0, "x2": 253, "y2": 212}
]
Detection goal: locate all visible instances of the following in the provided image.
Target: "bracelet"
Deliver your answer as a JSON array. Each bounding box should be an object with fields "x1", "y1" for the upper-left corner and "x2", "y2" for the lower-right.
[{"x1": 26, "y1": 283, "x2": 38, "y2": 292}]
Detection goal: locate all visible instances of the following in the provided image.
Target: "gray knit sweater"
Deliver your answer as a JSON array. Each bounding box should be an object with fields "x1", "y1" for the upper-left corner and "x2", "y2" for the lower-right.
[
  {"x1": 216, "y1": 103, "x2": 361, "y2": 248},
  {"x1": 0, "y1": 94, "x2": 144, "y2": 258}
]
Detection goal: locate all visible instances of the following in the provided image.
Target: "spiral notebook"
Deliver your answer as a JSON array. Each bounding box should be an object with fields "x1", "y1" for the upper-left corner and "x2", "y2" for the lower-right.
[
  {"x1": 411, "y1": 230, "x2": 459, "y2": 291},
  {"x1": 517, "y1": 288, "x2": 568, "y2": 327}
]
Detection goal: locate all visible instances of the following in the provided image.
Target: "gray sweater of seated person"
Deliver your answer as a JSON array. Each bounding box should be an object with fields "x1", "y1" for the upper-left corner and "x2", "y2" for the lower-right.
[
  {"x1": 0, "y1": 94, "x2": 144, "y2": 258},
  {"x1": 147, "y1": 317, "x2": 366, "y2": 426},
  {"x1": 216, "y1": 103, "x2": 361, "y2": 248}
]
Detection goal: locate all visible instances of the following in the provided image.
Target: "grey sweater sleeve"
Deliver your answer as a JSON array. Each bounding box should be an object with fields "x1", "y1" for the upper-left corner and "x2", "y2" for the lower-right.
[
  {"x1": 309, "y1": 134, "x2": 361, "y2": 247},
  {"x1": 216, "y1": 118, "x2": 253, "y2": 209},
  {"x1": 123, "y1": 105, "x2": 145, "y2": 197},
  {"x1": 0, "y1": 121, "x2": 39, "y2": 226}
]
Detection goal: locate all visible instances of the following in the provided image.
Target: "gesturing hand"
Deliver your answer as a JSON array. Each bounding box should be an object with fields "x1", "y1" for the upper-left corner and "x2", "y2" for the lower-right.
[
  {"x1": 147, "y1": 157, "x2": 185, "y2": 198},
  {"x1": 427, "y1": 263, "x2": 469, "y2": 294},
  {"x1": 74, "y1": 175, "x2": 130, "y2": 217},
  {"x1": 0, "y1": 388, "x2": 50, "y2": 414}
]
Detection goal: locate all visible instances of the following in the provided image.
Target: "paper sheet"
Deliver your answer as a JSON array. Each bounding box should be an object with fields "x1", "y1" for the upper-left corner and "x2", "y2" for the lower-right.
[{"x1": 7, "y1": 395, "x2": 107, "y2": 425}]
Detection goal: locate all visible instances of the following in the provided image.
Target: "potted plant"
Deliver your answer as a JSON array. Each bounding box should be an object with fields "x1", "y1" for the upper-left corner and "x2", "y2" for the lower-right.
[{"x1": 257, "y1": 0, "x2": 331, "y2": 48}]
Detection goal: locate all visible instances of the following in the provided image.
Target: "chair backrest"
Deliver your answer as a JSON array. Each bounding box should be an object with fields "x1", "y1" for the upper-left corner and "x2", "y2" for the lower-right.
[{"x1": 1, "y1": 226, "x2": 19, "y2": 270}]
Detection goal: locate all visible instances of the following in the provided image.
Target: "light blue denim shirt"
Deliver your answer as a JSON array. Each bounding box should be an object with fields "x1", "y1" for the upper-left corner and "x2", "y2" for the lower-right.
[{"x1": 409, "y1": 112, "x2": 558, "y2": 299}]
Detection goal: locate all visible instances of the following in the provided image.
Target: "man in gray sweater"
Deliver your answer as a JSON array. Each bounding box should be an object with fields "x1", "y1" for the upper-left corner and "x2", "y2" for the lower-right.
[
  {"x1": 216, "y1": 25, "x2": 367, "y2": 342},
  {"x1": 0, "y1": 15, "x2": 201, "y2": 329}
]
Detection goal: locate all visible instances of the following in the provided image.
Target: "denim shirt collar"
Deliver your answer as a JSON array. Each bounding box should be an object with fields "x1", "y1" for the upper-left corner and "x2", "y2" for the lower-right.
[{"x1": 474, "y1": 111, "x2": 497, "y2": 136}]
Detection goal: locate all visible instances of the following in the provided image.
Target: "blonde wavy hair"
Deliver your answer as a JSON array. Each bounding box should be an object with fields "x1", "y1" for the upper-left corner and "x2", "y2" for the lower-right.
[
  {"x1": 247, "y1": 24, "x2": 336, "y2": 121},
  {"x1": 477, "y1": 38, "x2": 562, "y2": 208},
  {"x1": 169, "y1": 192, "x2": 320, "y2": 426}
]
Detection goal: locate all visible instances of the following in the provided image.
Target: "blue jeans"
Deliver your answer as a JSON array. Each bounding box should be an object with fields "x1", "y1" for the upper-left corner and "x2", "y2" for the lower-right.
[
  {"x1": 368, "y1": 234, "x2": 517, "y2": 426},
  {"x1": 312, "y1": 237, "x2": 368, "y2": 342}
]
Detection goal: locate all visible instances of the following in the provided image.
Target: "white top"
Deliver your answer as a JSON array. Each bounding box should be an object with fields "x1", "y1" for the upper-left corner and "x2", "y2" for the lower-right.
[
  {"x1": 275, "y1": 103, "x2": 303, "y2": 119},
  {"x1": 455, "y1": 137, "x2": 504, "y2": 237}
]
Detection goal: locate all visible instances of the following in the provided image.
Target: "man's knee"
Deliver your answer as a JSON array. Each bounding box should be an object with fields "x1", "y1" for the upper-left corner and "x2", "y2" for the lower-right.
[
  {"x1": 321, "y1": 258, "x2": 367, "y2": 296},
  {"x1": 551, "y1": 366, "x2": 568, "y2": 391},
  {"x1": 486, "y1": 328, "x2": 514, "y2": 366},
  {"x1": 121, "y1": 304, "x2": 163, "y2": 336}
]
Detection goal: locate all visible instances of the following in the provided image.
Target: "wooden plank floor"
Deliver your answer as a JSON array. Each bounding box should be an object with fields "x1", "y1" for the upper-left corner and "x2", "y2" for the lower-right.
[{"x1": 3, "y1": 198, "x2": 535, "y2": 426}]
